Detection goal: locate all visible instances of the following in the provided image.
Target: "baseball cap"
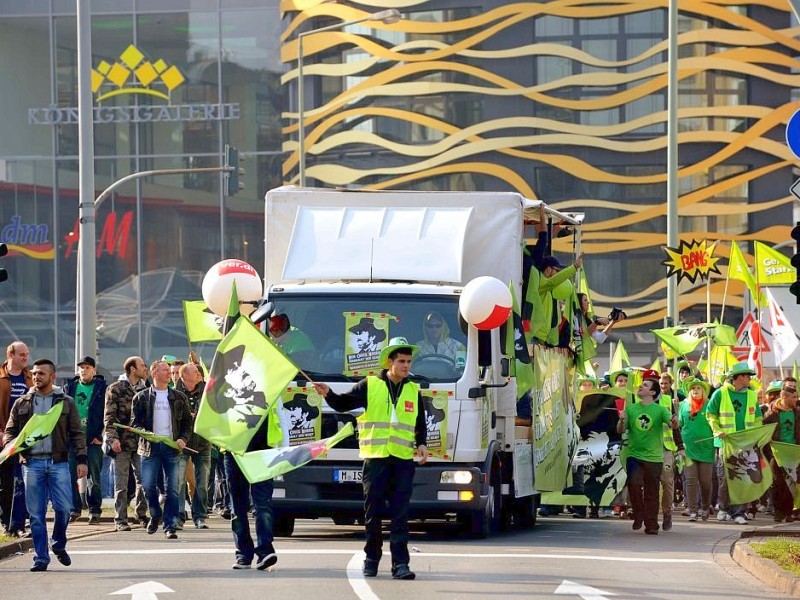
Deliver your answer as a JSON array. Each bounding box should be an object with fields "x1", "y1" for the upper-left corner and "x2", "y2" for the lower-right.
[{"x1": 77, "y1": 355, "x2": 96, "y2": 368}]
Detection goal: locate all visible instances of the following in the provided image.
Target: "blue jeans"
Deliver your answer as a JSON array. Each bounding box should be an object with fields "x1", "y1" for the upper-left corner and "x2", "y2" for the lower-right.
[
  {"x1": 178, "y1": 447, "x2": 211, "y2": 522},
  {"x1": 140, "y1": 443, "x2": 180, "y2": 531},
  {"x1": 22, "y1": 458, "x2": 72, "y2": 566},
  {"x1": 69, "y1": 444, "x2": 104, "y2": 515},
  {"x1": 224, "y1": 453, "x2": 275, "y2": 564}
]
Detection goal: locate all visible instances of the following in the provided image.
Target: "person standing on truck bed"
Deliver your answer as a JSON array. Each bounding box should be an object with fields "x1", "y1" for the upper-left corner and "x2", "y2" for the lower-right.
[{"x1": 312, "y1": 337, "x2": 429, "y2": 581}]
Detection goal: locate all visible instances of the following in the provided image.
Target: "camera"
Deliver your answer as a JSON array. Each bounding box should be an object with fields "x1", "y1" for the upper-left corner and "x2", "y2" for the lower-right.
[{"x1": 609, "y1": 307, "x2": 628, "y2": 321}]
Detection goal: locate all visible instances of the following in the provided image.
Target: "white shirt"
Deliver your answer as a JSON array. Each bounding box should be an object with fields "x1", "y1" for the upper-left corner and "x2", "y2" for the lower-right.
[{"x1": 152, "y1": 388, "x2": 172, "y2": 438}]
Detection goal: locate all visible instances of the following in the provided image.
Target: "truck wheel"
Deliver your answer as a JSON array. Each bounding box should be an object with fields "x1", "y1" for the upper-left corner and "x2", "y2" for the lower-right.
[
  {"x1": 274, "y1": 516, "x2": 295, "y2": 537},
  {"x1": 468, "y1": 465, "x2": 502, "y2": 538}
]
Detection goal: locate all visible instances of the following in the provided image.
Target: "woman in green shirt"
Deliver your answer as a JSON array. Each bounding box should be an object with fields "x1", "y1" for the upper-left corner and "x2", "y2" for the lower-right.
[{"x1": 678, "y1": 378, "x2": 714, "y2": 522}]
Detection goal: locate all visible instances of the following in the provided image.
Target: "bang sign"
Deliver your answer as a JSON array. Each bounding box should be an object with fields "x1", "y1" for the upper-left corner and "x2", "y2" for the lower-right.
[{"x1": 661, "y1": 239, "x2": 721, "y2": 284}]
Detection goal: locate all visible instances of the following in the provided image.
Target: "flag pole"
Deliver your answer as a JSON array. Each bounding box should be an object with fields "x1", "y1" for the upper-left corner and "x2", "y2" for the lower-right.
[
  {"x1": 754, "y1": 247, "x2": 764, "y2": 381},
  {"x1": 720, "y1": 243, "x2": 732, "y2": 325}
]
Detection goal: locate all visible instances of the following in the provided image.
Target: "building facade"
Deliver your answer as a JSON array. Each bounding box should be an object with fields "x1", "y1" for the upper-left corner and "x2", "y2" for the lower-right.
[
  {"x1": 0, "y1": 0, "x2": 794, "y2": 371},
  {"x1": 0, "y1": 0, "x2": 284, "y2": 370}
]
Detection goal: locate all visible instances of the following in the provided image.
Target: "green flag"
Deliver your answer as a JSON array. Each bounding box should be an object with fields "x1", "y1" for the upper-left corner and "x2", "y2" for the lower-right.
[
  {"x1": 113, "y1": 423, "x2": 183, "y2": 451},
  {"x1": 195, "y1": 316, "x2": 299, "y2": 454},
  {"x1": 183, "y1": 300, "x2": 223, "y2": 343},
  {"x1": 224, "y1": 280, "x2": 240, "y2": 335},
  {"x1": 652, "y1": 326, "x2": 705, "y2": 356},
  {"x1": 504, "y1": 281, "x2": 534, "y2": 398},
  {"x1": 703, "y1": 344, "x2": 737, "y2": 386},
  {"x1": 771, "y1": 441, "x2": 800, "y2": 510},
  {"x1": 234, "y1": 422, "x2": 354, "y2": 483},
  {"x1": 0, "y1": 402, "x2": 64, "y2": 465},
  {"x1": 609, "y1": 340, "x2": 630, "y2": 373},
  {"x1": 754, "y1": 241, "x2": 793, "y2": 286},
  {"x1": 722, "y1": 423, "x2": 776, "y2": 505},
  {"x1": 728, "y1": 243, "x2": 766, "y2": 307},
  {"x1": 710, "y1": 322, "x2": 738, "y2": 347}
]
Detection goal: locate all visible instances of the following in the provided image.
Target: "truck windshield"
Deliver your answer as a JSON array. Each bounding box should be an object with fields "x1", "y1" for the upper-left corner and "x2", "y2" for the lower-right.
[{"x1": 266, "y1": 293, "x2": 467, "y2": 383}]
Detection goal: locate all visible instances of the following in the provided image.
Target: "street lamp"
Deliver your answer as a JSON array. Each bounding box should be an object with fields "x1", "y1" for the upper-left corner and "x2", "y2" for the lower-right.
[{"x1": 297, "y1": 8, "x2": 401, "y2": 187}]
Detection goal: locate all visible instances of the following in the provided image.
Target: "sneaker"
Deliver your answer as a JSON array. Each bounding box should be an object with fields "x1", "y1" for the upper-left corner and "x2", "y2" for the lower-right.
[
  {"x1": 392, "y1": 564, "x2": 416, "y2": 580},
  {"x1": 146, "y1": 517, "x2": 160, "y2": 535},
  {"x1": 681, "y1": 508, "x2": 691, "y2": 517},
  {"x1": 632, "y1": 519, "x2": 643, "y2": 531},
  {"x1": 115, "y1": 523, "x2": 132, "y2": 532},
  {"x1": 88, "y1": 514, "x2": 101, "y2": 525},
  {"x1": 194, "y1": 519, "x2": 209, "y2": 529},
  {"x1": 232, "y1": 559, "x2": 251, "y2": 569},
  {"x1": 644, "y1": 528, "x2": 659, "y2": 535},
  {"x1": 53, "y1": 549, "x2": 71, "y2": 566},
  {"x1": 218, "y1": 508, "x2": 231, "y2": 520},
  {"x1": 68, "y1": 512, "x2": 80, "y2": 523},
  {"x1": 363, "y1": 558, "x2": 379, "y2": 577},
  {"x1": 174, "y1": 521, "x2": 184, "y2": 531},
  {"x1": 30, "y1": 562, "x2": 47, "y2": 572},
  {"x1": 164, "y1": 530, "x2": 178, "y2": 539},
  {"x1": 700, "y1": 510, "x2": 709, "y2": 521},
  {"x1": 716, "y1": 510, "x2": 731, "y2": 522},
  {"x1": 256, "y1": 553, "x2": 277, "y2": 571},
  {"x1": 746, "y1": 510, "x2": 757, "y2": 520},
  {"x1": 662, "y1": 514, "x2": 672, "y2": 531},
  {"x1": 733, "y1": 515, "x2": 748, "y2": 525},
  {"x1": 10, "y1": 528, "x2": 30, "y2": 538},
  {"x1": 688, "y1": 513, "x2": 698, "y2": 522}
]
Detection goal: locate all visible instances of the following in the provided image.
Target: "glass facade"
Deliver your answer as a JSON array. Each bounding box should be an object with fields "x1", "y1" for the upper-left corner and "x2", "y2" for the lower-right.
[{"x1": 0, "y1": 1, "x2": 285, "y2": 373}]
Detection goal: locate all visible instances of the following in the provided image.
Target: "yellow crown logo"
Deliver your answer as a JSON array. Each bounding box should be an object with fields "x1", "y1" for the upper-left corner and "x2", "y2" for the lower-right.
[{"x1": 91, "y1": 44, "x2": 185, "y2": 103}]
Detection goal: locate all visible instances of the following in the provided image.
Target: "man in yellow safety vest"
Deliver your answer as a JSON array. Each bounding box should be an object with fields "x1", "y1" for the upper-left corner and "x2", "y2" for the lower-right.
[
  {"x1": 706, "y1": 362, "x2": 763, "y2": 525},
  {"x1": 313, "y1": 337, "x2": 428, "y2": 581}
]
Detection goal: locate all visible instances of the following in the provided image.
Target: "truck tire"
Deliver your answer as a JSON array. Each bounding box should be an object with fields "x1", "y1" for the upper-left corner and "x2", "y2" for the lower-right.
[
  {"x1": 468, "y1": 464, "x2": 502, "y2": 538},
  {"x1": 274, "y1": 515, "x2": 295, "y2": 537}
]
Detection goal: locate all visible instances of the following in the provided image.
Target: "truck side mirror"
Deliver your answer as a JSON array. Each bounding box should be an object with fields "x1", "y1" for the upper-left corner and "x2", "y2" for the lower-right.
[
  {"x1": 249, "y1": 300, "x2": 274, "y2": 325},
  {"x1": 500, "y1": 357, "x2": 510, "y2": 378},
  {"x1": 468, "y1": 387, "x2": 486, "y2": 399}
]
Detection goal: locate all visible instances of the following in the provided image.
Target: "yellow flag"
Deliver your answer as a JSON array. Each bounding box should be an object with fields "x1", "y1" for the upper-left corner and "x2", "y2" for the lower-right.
[
  {"x1": 728, "y1": 243, "x2": 765, "y2": 307},
  {"x1": 754, "y1": 241, "x2": 793, "y2": 286}
]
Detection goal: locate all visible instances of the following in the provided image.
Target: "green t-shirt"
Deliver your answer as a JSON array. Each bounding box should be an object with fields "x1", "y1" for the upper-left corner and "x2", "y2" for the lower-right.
[
  {"x1": 678, "y1": 400, "x2": 715, "y2": 463},
  {"x1": 73, "y1": 380, "x2": 93, "y2": 430},
  {"x1": 778, "y1": 410, "x2": 797, "y2": 444},
  {"x1": 624, "y1": 402, "x2": 672, "y2": 463}
]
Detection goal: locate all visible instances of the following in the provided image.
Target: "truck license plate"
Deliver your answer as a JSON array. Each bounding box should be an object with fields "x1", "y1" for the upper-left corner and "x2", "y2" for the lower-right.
[{"x1": 334, "y1": 469, "x2": 362, "y2": 483}]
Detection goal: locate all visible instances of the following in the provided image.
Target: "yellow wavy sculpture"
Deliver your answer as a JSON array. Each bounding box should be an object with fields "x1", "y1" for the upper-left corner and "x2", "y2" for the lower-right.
[{"x1": 282, "y1": 0, "x2": 796, "y2": 330}]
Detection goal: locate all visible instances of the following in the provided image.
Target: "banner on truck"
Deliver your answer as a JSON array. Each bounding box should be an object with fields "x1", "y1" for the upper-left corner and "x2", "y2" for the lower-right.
[
  {"x1": 343, "y1": 312, "x2": 396, "y2": 376},
  {"x1": 280, "y1": 386, "x2": 323, "y2": 445},
  {"x1": 422, "y1": 389, "x2": 451, "y2": 459},
  {"x1": 532, "y1": 348, "x2": 575, "y2": 491}
]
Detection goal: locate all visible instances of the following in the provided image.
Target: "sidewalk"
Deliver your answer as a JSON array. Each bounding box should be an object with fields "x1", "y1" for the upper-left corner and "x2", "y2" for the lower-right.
[{"x1": 732, "y1": 520, "x2": 800, "y2": 597}]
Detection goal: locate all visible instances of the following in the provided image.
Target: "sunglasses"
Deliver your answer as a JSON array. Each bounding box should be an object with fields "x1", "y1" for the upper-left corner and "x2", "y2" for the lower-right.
[{"x1": 783, "y1": 387, "x2": 797, "y2": 394}]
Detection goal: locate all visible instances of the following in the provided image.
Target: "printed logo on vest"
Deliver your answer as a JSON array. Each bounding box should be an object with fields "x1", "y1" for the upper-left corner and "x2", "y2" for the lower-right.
[{"x1": 405, "y1": 400, "x2": 414, "y2": 412}]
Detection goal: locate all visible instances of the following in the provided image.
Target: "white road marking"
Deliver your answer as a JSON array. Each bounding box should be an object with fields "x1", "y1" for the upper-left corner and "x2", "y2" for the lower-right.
[
  {"x1": 66, "y1": 548, "x2": 708, "y2": 563},
  {"x1": 345, "y1": 552, "x2": 380, "y2": 600}
]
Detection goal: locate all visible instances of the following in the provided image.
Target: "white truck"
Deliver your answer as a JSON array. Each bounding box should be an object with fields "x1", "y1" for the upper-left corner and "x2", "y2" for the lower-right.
[{"x1": 257, "y1": 187, "x2": 582, "y2": 538}]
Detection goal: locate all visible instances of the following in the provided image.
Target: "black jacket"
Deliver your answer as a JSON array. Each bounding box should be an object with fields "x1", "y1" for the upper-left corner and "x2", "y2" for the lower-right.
[{"x1": 131, "y1": 386, "x2": 192, "y2": 457}]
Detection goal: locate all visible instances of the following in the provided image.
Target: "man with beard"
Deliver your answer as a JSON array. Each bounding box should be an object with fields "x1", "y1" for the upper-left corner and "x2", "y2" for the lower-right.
[{"x1": 4, "y1": 359, "x2": 86, "y2": 571}]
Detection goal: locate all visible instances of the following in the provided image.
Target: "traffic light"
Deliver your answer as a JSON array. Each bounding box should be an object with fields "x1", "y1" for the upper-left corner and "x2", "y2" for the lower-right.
[
  {"x1": 224, "y1": 144, "x2": 245, "y2": 196},
  {"x1": 791, "y1": 222, "x2": 800, "y2": 303},
  {"x1": 0, "y1": 243, "x2": 7, "y2": 283}
]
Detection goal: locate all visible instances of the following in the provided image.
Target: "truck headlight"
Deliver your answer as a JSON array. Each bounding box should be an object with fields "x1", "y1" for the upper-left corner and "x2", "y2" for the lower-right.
[{"x1": 439, "y1": 470, "x2": 473, "y2": 484}]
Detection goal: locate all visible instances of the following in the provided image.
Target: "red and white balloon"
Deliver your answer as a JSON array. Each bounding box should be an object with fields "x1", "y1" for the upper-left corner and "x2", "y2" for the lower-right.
[
  {"x1": 202, "y1": 259, "x2": 263, "y2": 317},
  {"x1": 459, "y1": 276, "x2": 512, "y2": 330}
]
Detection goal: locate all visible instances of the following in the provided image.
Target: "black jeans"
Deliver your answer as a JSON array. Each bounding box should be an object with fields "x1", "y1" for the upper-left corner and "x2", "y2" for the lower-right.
[
  {"x1": 362, "y1": 457, "x2": 415, "y2": 567},
  {"x1": 223, "y1": 453, "x2": 274, "y2": 564},
  {"x1": 626, "y1": 458, "x2": 663, "y2": 531}
]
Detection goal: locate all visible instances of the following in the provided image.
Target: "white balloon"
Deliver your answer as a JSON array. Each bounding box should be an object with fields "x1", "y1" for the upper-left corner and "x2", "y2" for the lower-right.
[
  {"x1": 459, "y1": 276, "x2": 512, "y2": 330},
  {"x1": 201, "y1": 259, "x2": 263, "y2": 317}
]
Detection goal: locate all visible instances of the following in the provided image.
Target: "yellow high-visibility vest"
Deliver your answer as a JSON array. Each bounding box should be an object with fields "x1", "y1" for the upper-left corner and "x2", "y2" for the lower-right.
[{"x1": 357, "y1": 376, "x2": 419, "y2": 460}]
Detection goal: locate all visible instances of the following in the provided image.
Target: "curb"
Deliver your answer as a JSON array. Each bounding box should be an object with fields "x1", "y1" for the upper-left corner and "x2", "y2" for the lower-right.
[
  {"x1": 732, "y1": 537, "x2": 800, "y2": 598},
  {"x1": 0, "y1": 522, "x2": 132, "y2": 563}
]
